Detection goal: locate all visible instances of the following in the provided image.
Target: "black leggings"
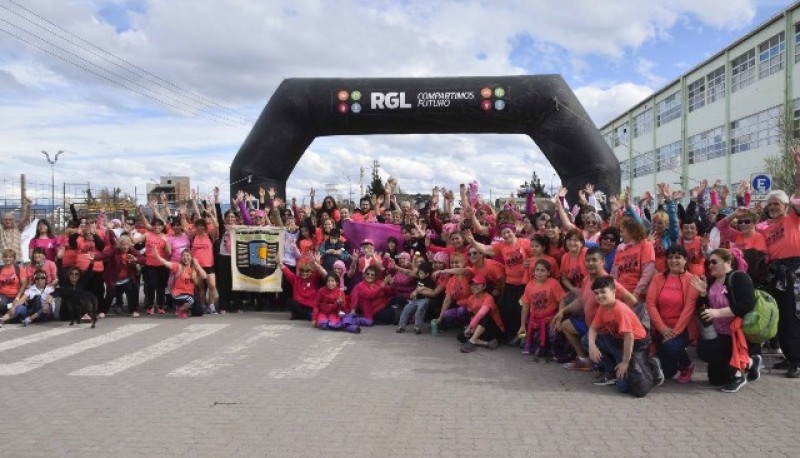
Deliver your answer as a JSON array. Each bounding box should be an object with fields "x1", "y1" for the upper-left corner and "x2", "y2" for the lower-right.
[
  {"x1": 84, "y1": 270, "x2": 106, "y2": 313},
  {"x1": 109, "y1": 280, "x2": 140, "y2": 314},
  {"x1": 143, "y1": 265, "x2": 168, "y2": 307},
  {"x1": 499, "y1": 283, "x2": 525, "y2": 341},
  {"x1": 697, "y1": 334, "x2": 760, "y2": 385}
]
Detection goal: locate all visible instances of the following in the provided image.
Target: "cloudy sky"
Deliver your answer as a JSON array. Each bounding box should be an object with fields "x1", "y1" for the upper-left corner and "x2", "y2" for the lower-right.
[{"x1": 0, "y1": 0, "x2": 791, "y2": 206}]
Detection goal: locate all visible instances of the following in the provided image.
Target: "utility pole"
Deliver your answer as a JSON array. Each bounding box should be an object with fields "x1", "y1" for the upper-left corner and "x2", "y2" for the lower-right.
[
  {"x1": 41, "y1": 150, "x2": 64, "y2": 220},
  {"x1": 359, "y1": 166, "x2": 364, "y2": 198}
]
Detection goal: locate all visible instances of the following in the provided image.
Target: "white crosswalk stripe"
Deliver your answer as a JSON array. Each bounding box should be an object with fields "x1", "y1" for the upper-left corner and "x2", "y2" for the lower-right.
[
  {"x1": 168, "y1": 324, "x2": 290, "y2": 377},
  {"x1": 268, "y1": 334, "x2": 353, "y2": 379},
  {"x1": 0, "y1": 324, "x2": 158, "y2": 375},
  {"x1": 70, "y1": 324, "x2": 229, "y2": 376},
  {"x1": 0, "y1": 327, "x2": 79, "y2": 352}
]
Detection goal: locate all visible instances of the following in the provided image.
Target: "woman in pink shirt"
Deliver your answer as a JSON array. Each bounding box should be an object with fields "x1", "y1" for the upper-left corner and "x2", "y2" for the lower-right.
[
  {"x1": 645, "y1": 246, "x2": 698, "y2": 384},
  {"x1": 28, "y1": 219, "x2": 58, "y2": 262}
]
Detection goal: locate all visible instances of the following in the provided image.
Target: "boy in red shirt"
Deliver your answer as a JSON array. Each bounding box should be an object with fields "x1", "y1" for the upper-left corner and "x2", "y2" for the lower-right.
[{"x1": 588, "y1": 276, "x2": 664, "y2": 397}]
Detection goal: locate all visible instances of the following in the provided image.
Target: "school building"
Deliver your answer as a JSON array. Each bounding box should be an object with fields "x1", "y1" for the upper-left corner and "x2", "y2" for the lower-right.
[{"x1": 599, "y1": 1, "x2": 800, "y2": 199}]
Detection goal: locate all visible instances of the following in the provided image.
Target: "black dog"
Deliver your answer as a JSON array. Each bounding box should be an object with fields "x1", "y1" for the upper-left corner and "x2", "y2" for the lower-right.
[{"x1": 68, "y1": 291, "x2": 98, "y2": 329}]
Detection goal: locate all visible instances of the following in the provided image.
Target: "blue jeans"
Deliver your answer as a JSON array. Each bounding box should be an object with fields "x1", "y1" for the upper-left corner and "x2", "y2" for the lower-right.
[
  {"x1": 595, "y1": 334, "x2": 647, "y2": 394},
  {"x1": 10, "y1": 305, "x2": 28, "y2": 322},
  {"x1": 398, "y1": 298, "x2": 429, "y2": 327},
  {"x1": 654, "y1": 331, "x2": 691, "y2": 379}
]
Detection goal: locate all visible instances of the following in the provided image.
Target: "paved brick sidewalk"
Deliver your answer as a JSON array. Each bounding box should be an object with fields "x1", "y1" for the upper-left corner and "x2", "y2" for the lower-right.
[{"x1": 0, "y1": 313, "x2": 797, "y2": 457}]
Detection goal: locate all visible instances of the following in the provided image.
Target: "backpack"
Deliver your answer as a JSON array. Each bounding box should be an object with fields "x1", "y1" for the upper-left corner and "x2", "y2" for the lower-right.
[{"x1": 741, "y1": 289, "x2": 779, "y2": 344}]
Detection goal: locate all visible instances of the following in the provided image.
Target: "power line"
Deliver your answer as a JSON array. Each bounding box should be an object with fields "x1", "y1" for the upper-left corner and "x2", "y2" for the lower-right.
[
  {"x1": 0, "y1": 22, "x2": 240, "y2": 127},
  {"x1": 0, "y1": 19, "x2": 247, "y2": 128},
  {"x1": 0, "y1": 0, "x2": 254, "y2": 124},
  {"x1": 0, "y1": 1, "x2": 250, "y2": 127},
  {"x1": 1, "y1": 0, "x2": 255, "y2": 125}
]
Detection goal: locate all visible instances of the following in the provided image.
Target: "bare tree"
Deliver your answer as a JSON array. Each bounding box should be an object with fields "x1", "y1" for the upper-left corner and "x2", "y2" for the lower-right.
[{"x1": 765, "y1": 115, "x2": 799, "y2": 192}]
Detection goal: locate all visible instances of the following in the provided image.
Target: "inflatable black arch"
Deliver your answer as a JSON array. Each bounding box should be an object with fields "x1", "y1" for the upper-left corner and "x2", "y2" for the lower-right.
[{"x1": 230, "y1": 75, "x2": 619, "y2": 205}]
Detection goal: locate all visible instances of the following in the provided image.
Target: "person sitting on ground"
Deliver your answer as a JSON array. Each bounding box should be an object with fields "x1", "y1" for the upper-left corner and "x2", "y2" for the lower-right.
[
  {"x1": 396, "y1": 262, "x2": 436, "y2": 334},
  {"x1": 13, "y1": 269, "x2": 55, "y2": 326},
  {"x1": 458, "y1": 272, "x2": 504, "y2": 353},
  {"x1": 281, "y1": 256, "x2": 327, "y2": 321},
  {"x1": 346, "y1": 265, "x2": 395, "y2": 326},
  {"x1": 312, "y1": 273, "x2": 347, "y2": 331},
  {"x1": 588, "y1": 276, "x2": 665, "y2": 397}
]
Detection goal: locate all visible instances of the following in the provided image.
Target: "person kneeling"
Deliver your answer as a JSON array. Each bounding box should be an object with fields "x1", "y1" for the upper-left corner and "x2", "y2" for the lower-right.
[
  {"x1": 587, "y1": 276, "x2": 664, "y2": 397},
  {"x1": 459, "y1": 273, "x2": 504, "y2": 353}
]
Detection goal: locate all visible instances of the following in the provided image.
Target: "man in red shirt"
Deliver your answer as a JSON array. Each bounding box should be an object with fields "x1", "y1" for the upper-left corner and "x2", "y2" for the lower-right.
[{"x1": 587, "y1": 276, "x2": 664, "y2": 397}]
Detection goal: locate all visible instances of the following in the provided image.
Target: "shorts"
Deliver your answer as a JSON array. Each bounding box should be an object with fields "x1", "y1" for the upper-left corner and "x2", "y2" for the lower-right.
[
  {"x1": 569, "y1": 315, "x2": 588, "y2": 337},
  {"x1": 173, "y1": 294, "x2": 195, "y2": 306},
  {"x1": 202, "y1": 266, "x2": 215, "y2": 275}
]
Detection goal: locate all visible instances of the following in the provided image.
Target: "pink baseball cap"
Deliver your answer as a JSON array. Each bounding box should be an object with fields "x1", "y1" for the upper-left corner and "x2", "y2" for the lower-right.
[{"x1": 360, "y1": 238, "x2": 374, "y2": 246}]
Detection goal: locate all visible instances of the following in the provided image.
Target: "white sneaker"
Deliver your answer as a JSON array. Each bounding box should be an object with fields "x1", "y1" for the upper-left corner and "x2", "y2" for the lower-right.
[
  {"x1": 98, "y1": 313, "x2": 105, "y2": 319},
  {"x1": 22, "y1": 317, "x2": 31, "y2": 327}
]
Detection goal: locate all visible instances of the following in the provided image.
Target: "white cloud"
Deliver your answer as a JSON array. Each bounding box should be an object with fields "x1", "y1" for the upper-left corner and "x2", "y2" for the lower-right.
[{"x1": 0, "y1": 0, "x2": 763, "y2": 207}]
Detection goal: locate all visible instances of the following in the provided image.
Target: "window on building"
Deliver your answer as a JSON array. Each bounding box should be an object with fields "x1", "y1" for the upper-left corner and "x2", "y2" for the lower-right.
[
  {"x1": 793, "y1": 98, "x2": 800, "y2": 139},
  {"x1": 688, "y1": 126, "x2": 727, "y2": 164},
  {"x1": 731, "y1": 49, "x2": 756, "y2": 92},
  {"x1": 656, "y1": 141, "x2": 682, "y2": 172},
  {"x1": 730, "y1": 105, "x2": 783, "y2": 155},
  {"x1": 620, "y1": 159, "x2": 631, "y2": 180},
  {"x1": 656, "y1": 92, "x2": 681, "y2": 127},
  {"x1": 633, "y1": 108, "x2": 653, "y2": 138},
  {"x1": 758, "y1": 32, "x2": 785, "y2": 79},
  {"x1": 614, "y1": 122, "x2": 629, "y2": 147},
  {"x1": 632, "y1": 151, "x2": 655, "y2": 178},
  {"x1": 603, "y1": 131, "x2": 613, "y2": 149},
  {"x1": 795, "y1": 23, "x2": 800, "y2": 63},
  {"x1": 706, "y1": 66, "x2": 725, "y2": 104},
  {"x1": 687, "y1": 77, "x2": 705, "y2": 112}
]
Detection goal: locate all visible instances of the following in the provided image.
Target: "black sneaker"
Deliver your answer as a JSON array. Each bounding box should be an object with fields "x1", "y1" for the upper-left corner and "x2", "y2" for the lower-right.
[
  {"x1": 772, "y1": 359, "x2": 790, "y2": 370},
  {"x1": 721, "y1": 374, "x2": 747, "y2": 393},
  {"x1": 460, "y1": 341, "x2": 477, "y2": 353},
  {"x1": 413, "y1": 327, "x2": 421, "y2": 335},
  {"x1": 593, "y1": 374, "x2": 617, "y2": 386},
  {"x1": 786, "y1": 363, "x2": 800, "y2": 379},
  {"x1": 396, "y1": 326, "x2": 405, "y2": 333},
  {"x1": 747, "y1": 355, "x2": 762, "y2": 381},
  {"x1": 486, "y1": 339, "x2": 499, "y2": 350},
  {"x1": 456, "y1": 333, "x2": 468, "y2": 344},
  {"x1": 651, "y1": 357, "x2": 665, "y2": 387}
]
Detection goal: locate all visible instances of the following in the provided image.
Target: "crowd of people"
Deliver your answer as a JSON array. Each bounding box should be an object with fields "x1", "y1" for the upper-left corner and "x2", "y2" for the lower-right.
[{"x1": 0, "y1": 149, "x2": 799, "y2": 398}]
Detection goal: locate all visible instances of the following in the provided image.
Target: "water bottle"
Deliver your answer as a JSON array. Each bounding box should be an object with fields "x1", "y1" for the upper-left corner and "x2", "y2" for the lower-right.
[
  {"x1": 430, "y1": 318, "x2": 439, "y2": 336},
  {"x1": 697, "y1": 305, "x2": 718, "y2": 340}
]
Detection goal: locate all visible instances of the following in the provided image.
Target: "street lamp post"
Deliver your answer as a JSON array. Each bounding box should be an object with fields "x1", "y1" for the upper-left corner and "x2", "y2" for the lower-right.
[
  {"x1": 550, "y1": 173, "x2": 556, "y2": 196},
  {"x1": 41, "y1": 150, "x2": 64, "y2": 221}
]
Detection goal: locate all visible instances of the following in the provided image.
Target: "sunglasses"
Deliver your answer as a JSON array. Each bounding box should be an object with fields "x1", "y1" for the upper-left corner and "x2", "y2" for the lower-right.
[
  {"x1": 34, "y1": 276, "x2": 47, "y2": 280},
  {"x1": 601, "y1": 237, "x2": 616, "y2": 242},
  {"x1": 708, "y1": 259, "x2": 720, "y2": 265},
  {"x1": 739, "y1": 219, "x2": 753, "y2": 225}
]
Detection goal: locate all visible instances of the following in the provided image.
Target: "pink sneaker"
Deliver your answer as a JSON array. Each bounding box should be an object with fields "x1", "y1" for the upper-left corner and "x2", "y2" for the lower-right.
[
  {"x1": 677, "y1": 364, "x2": 695, "y2": 384},
  {"x1": 177, "y1": 311, "x2": 189, "y2": 319}
]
